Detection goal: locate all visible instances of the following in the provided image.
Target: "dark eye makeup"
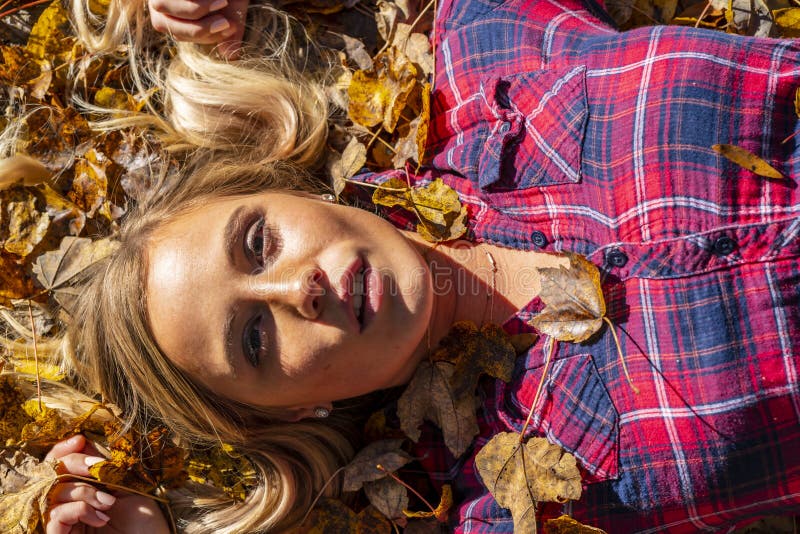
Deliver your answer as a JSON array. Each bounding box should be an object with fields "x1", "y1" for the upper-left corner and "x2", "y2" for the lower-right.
[
  {"x1": 244, "y1": 216, "x2": 266, "y2": 267},
  {"x1": 243, "y1": 313, "x2": 264, "y2": 368}
]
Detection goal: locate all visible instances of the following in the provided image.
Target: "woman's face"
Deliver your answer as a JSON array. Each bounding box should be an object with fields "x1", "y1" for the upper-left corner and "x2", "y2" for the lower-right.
[{"x1": 144, "y1": 192, "x2": 434, "y2": 416}]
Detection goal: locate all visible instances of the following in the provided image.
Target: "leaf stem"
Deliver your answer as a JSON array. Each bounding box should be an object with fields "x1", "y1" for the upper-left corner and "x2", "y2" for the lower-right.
[
  {"x1": 377, "y1": 463, "x2": 437, "y2": 515},
  {"x1": 519, "y1": 337, "x2": 555, "y2": 440},
  {"x1": 603, "y1": 316, "x2": 639, "y2": 394},
  {"x1": 27, "y1": 300, "x2": 42, "y2": 412},
  {"x1": 55, "y1": 474, "x2": 171, "y2": 503},
  {"x1": 694, "y1": 0, "x2": 712, "y2": 28},
  {"x1": 299, "y1": 466, "x2": 345, "y2": 526},
  {"x1": 0, "y1": 0, "x2": 52, "y2": 20},
  {"x1": 344, "y1": 179, "x2": 409, "y2": 193}
]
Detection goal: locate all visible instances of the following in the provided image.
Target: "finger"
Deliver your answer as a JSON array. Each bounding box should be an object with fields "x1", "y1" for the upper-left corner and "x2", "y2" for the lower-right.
[
  {"x1": 54, "y1": 452, "x2": 106, "y2": 477},
  {"x1": 148, "y1": 0, "x2": 229, "y2": 20},
  {"x1": 214, "y1": 0, "x2": 248, "y2": 58},
  {"x1": 45, "y1": 501, "x2": 110, "y2": 534},
  {"x1": 50, "y1": 482, "x2": 117, "y2": 510},
  {"x1": 45, "y1": 435, "x2": 85, "y2": 462},
  {"x1": 150, "y1": 11, "x2": 235, "y2": 43}
]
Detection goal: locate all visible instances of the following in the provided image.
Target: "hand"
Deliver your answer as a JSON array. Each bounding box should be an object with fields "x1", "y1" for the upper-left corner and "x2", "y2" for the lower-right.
[
  {"x1": 147, "y1": 0, "x2": 250, "y2": 57},
  {"x1": 45, "y1": 435, "x2": 170, "y2": 534}
]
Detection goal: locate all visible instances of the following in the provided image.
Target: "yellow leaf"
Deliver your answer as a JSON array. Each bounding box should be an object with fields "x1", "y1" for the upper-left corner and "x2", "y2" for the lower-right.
[
  {"x1": 186, "y1": 443, "x2": 257, "y2": 501},
  {"x1": 530, "y1": 253, "x2": 606, "y2": 343},
  {"x1": 0, "y1": 186, "x2": 50, "y2": 258},
  {"x1": 94, "y1": 86, "x2": 143, "y2": 113},
  {"x1": 544, "y1": 514, "x2": 608, "y2": 534},
  {"x1": 403, "y1": 484, "x2": 453, "y2": 522},
  {"x1": 475, "y1": 433, "x2": 582, "y2": 533},
  {"x1": 328, "y1": 137, "x2": 367, "y2": 196},
  {"x1": 348, "y1": 47, "x2": 418, "y2": 133},
  {"x1": 773, "y1": 8, "x2": 800, "y2": 37},
  {"x1": 13, "y1": 360, "x2": 65, "y2": 381},
  {"x1": 711, "y1": 144, "x2": 784, "y2": 179},
  {"x1": 25, "y1": 0, "x2": 73, "y2": 62},
  {"x1": 416, "y1": 83, "x2": 431, "y2": 164},
  {"x1": 408, "y1": 179, "x2": 468, "y2": 242},
  {"x1": 0, "y1": 449, "x2": 58, "y2": 534},
  {"x1": 795, "y1": 87, "x2": 800, "y2": 118},
  {"x1": 372, "y1": 177, "x2": 413, "y2": 210}
]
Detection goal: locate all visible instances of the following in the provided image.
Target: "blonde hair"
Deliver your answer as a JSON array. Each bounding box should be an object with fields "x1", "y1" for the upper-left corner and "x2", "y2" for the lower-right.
[
  {"x1": 68, "y1": 0, "x2": 330, "y2": 169},
  {"x1": 63, "y1": 157, "x2": 356, "y2": 532}
]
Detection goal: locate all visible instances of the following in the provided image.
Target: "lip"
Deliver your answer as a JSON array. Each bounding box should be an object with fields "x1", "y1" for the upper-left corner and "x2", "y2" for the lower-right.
[
  {"x1": 362, "y1": 262, "x2": 382, "y2": 331},
  {"x1": 338, "y1": 257, "x2": 364, "y2": 331}
]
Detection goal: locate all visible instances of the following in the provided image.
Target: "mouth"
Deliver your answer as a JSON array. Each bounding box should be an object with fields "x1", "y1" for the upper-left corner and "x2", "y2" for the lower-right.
[
  {"x1": 340, "y1": 257, "x2": 380, "y2": 333},
  {"x1": 352, "y1": 264, "x2": 366, "y2": 328}
]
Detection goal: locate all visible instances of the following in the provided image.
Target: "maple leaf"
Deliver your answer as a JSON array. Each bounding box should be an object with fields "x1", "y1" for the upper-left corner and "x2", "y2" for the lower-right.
[
  {"x1": 544, "y1": 515, "x2": 608, "y2": 534},
  {"x1": 397, "y1": 360, "x2": 478, "y2": 457},
  {"x1": 530, "y1": 253, "x2": 606, "y2": 343},
  {"x1": 348, "y1": 47, "x2": 419, "y2": 133},
  {"x1": 372, "y1": 178, "x2": 468, "y2": 242},
  {"x1": 287, "y1": 499, "x2": 392, "y2": 534},
  {"x1": 430, "y1": 321, "x2": 518, "y2": 398},
  {"x1": 343, "y1": 439, "x2": 412, "y2": 492},
  {"x1": 404, "y1": 484, "x2": 453, "y2": 522},
  {"x1": 475, "y1": 432, "x2": 582, "y2": 533},
  {"x1": 364, "y1": 476, "x2": 409, "y2": 521},
  {"x1": 711, "y1": 144, "x2": 784, "y2": 179},
  {"x1": 0, "y1": 449, "x2": 59, "y2": 534}
]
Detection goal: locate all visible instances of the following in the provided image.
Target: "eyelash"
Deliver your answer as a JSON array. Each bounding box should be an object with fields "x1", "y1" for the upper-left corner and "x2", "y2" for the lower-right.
[{"x1": 244, "y1": 314, "x2": 264, "y2": 368}]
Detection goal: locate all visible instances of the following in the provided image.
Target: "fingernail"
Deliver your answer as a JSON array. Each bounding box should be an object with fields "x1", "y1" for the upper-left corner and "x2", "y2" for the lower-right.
[
  {"x1": 209, "y1": 0, "x2": 228, "y2": 11},
  {"x1": 209, "y1": 16, "x2": 230, "y2": 34},
  {"x1": 84, "y1": 456, "x2": 105, "y2": 466},
  {"x1": 96, "y1": 491, "x2": 116, "y2": 506},
  {"x1": 96, "y1": 510, "x2": 111, "y2": 522}
]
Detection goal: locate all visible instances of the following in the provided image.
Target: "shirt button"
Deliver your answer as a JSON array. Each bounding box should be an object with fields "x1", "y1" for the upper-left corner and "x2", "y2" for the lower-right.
[
  {"x1": 606, "y1": 249, "x2": 628, "y2": 267},
  {"x1": 530, "y1": 231, "x2": 548, "y2": 248},
  {"x1": 499, "y1": 122, "x2": 511, "y2": 134},
  {"x1": 713, "y1": 236, "x2": 737, "y2": 256}
]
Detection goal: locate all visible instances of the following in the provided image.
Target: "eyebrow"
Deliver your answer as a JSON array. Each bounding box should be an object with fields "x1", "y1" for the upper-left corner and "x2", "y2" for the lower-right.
[
  {"x1": 224, "y1": 205, "x2": 248, "y2": 267},
  {"x1": 223, "y1": 308, "x2": 238, "y2": 377}
]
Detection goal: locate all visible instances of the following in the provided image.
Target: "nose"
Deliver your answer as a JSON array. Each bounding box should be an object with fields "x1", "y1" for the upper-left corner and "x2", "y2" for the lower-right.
[{"x1": 250, "y1": 266, "x2": 325, "y2": 319}]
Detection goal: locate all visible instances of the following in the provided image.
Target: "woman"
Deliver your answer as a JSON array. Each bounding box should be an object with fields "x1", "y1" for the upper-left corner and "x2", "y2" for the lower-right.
[{"x1": 44, "y1": 0, "x2": 800, "y2": 532}]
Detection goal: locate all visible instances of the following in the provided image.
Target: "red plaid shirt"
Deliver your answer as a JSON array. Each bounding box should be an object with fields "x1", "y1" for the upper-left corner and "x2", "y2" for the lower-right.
[{"x1": 351, "y1": 0, "x2": 800, "y2": 530}]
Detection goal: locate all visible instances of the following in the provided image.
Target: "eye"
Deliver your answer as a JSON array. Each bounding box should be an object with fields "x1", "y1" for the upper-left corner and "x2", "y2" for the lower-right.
[
  {"x1": 243, "y1": 314, "x2": 265, "y2": 368},
  {"x1": 245, "y1": 217, "x2": 266, "y2": 267}
]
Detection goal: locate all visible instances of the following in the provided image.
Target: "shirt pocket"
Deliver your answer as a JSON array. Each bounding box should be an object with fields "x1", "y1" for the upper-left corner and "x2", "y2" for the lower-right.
[
  {"x1": 499, "y1": 352, "x2": 620, "y2": 482},
  {"x1": 477, "y1": 64, "x2": 589, "y2": 192}
]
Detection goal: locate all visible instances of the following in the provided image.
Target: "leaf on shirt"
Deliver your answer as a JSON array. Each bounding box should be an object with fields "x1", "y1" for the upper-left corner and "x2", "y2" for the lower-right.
[
  {"x1": 287, "y1": 499, "x2": 392, "y2": 534},
  {"x1": 712, "y1": 144, "x2": 784, "y2": 179},
  {"x1": 475, "y1": 432, "x2": 582, "y2": 534},
  {"x1": 544, "y1": 515, "x2": 608, "y2": 534},
  {"x1": 327, "y1": 137, "x2": 368, "y2": 198},
  {"x1": 0, "y1": 449, "x2": 59, "y2": 534},
  {"x1": 397, "y1": 359, "x2": 479, "y2": 457},
  {"x1": 430, "y1": 321, "x2": 519, "y2": 399},
  {"x1": 529, "y1": 253, "x2": 606, "y2": 343},
  {"x1": 372, "y1": 178, "x2": 468, "y2": 242},
  {"x1": 343, "y1": 439, "x2": 413, "y2": 491}
]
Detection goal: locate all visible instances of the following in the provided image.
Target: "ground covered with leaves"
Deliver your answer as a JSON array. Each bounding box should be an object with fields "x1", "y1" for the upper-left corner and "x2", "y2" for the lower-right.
[{"x1": 1, "y1": 0, "x2": 799, "y2": 532}]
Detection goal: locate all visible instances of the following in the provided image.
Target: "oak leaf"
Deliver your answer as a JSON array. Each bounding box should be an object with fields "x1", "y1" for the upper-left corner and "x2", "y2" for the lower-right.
[
  {"x1": 343, "y1": 439, "x2": 412, "y2": 491},
  {"x1": 544, "y1": 515, "x2": 608, "y2": 533},
  {"x1": 0, "y1": 449, "x2": 58, "y2": 534},
  {"x1": 397, "y1": 360, "x2": 478, "y2": 457},
  {"x1": 475, "y1": 433, "x2": 582, "y2": 533},
  {"x1": 712, "y1": 144, "x2": 784, "y2": 179},
  {"x1": 530, "y1": 253, "x2": 605, "y2": 343}
]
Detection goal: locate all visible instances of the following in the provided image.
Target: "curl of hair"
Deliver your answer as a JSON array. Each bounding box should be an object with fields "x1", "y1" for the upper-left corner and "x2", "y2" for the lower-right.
[
  {"x1": 68, "y1": 0, "x2": 330, "y2": 169},
  {"x1": 62, "y1": 158, "x2": 353, "y2": 532}
]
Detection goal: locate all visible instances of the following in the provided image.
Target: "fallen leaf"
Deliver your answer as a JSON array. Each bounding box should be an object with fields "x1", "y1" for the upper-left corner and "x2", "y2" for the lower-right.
[
  {"x1": 397, "y1": 360, "x2": 478, "y2": 457},
  {"x1": 416, "y1": 83, "x2": 431, "y2": 164},
  {"x1": 186, "y1": 443, "x2": 257, "y2": 502},
  {"x1": 0, "y1": 253, "x2": 35, "y2": 306},
  {"x1": 475, "y1": 433, "x2": 582, "y2": 533},
  {"x1": 364, "y1": 476, "x2": 409, "y2": 521},
  {"x1": 529, "y1": 253, "x2": 606, "y2": 343},
  {"x1": 0, "y1": 449, "x2": 59, "y2": 534},
  {"x1": 343, "y1": 439, "x2": 412, "y2": 491},
  {"x1": 712, "y1": 144, "x2": 784, "y2": 179},
  {"x1": 403, "y1": 484, "x2": 453, "y2": 522},
  {"x1": 25, "y1": 0, "x2": 73, "y2": 61},
  {"x1": 774, "y1": 8, "x2": 800, "y2": 36},
  {"x1": 431, "y1": 321, "x2": 518, "y2": 398},
  {"x1": 286, "y1": 499, "x2": 392, "y2": 534},
  {"x1": 0, "y1": 186, "x2": 50, "y2": 258},
  {"x1": 328, "y1": 137, "x2": 368, "y2": 197},
  {"x1": 544, "y1": 515, "x2": 608, "y2": 534},
  {"x1": 33, "y1": 236, "x2": 118, "y2": 293}
]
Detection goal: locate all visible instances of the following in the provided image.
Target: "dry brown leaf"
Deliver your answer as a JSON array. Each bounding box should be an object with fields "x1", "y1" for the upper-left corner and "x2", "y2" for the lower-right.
[
  {"x1": 364, "y1": 476, "x2": 409, "y2": 521},
  {"x1": 475, "y1": 433, "x2": 582, "y2": 533},
  {"x1": 287, "y1": 499, "x2": 392, "y2": 534},
  {"x1": 712, "y1": 144, "x2": 784, "y2": 179},
  {"x1": 328, "y1": 137, "x2": 368, "y2": 197},
  {"x1": 186, "y1": 443, "x2": 256, "y2": 501},
  {"x1": 544, "y1": 515, "x2": 608, "y2": 534},
  {"x1": 348, "y1": 47, "x2": 418, "y2": 133},
  {"x1": 0, "y1": 449, "x2": 59, "y2": 534},
  {"x1": 430, "y1": 321, "x2": 518, "y2": 398},
  {"x1": 33, "y1": 236, "x2": 118, "y2": 294},
  {"x1": 530, "y1": 253, "x2": 606, "y2": 343},
  {"x1": 23, "y1": 105, "x2": 92, "y2": 173},
  {"x1": 343, "y1": 438, "x2": 412, "y2": 491},
  {"x1": 403, "y1": 484, "x2": 453, "y2": 522},
  {"x1": 416, "y1": 83, "x2": 431, "y2": 164},
  {"x1": 397, "y1": 360, "x2": 478, "y2": 457},
  {"x1": 409, "y1": 179, "x2": 468, "y2": 242},
  {"x1": 0, "y1": 186, "x2": 50, "y2": 258}
]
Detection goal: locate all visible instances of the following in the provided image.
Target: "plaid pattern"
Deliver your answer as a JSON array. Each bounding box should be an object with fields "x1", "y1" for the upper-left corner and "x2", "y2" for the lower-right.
[{"x1": 351, "y1": 0, "x2": 800, "y2": 530}]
